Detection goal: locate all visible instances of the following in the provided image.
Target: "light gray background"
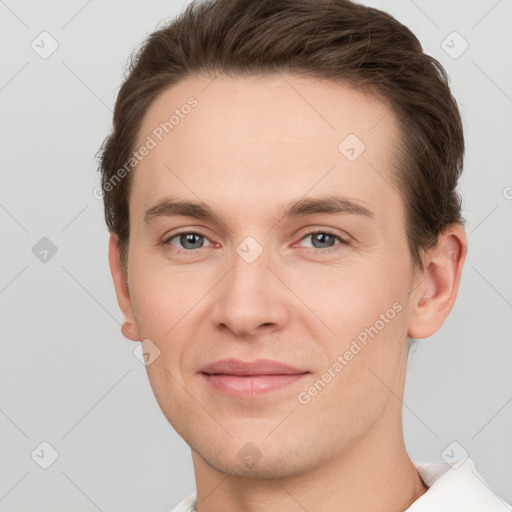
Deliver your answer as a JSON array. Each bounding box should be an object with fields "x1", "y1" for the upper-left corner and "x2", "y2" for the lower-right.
[{"x1": 1, "y1": 0, "x2": 511, "y2": 510}]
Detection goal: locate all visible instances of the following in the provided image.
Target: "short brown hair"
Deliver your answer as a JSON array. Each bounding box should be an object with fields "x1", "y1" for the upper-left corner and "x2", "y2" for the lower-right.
[{"x1": 97, "y1": 0, "x2": 465, "y2": 276}]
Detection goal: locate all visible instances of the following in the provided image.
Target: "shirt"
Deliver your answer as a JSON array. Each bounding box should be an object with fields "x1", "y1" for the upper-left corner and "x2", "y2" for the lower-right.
[{"x1": 168, "y1": 458, "x2": 511, "y2": 512}]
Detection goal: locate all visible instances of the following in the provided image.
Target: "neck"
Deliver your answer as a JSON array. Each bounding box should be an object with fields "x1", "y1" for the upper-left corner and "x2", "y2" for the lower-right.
[{"x1": 191, "y1": 411, "x2": 428, "y2": 512}]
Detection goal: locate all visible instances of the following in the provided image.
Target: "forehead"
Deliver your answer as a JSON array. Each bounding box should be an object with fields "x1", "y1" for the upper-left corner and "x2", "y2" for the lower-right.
[{"x1": 132, "y1": 73, "x2": 403, "y2": 227}]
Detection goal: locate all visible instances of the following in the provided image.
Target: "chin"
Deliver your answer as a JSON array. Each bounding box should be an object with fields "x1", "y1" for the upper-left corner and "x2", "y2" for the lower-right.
[{"x1": 193, "y1": 436, "x2": 325, "y2": 479}]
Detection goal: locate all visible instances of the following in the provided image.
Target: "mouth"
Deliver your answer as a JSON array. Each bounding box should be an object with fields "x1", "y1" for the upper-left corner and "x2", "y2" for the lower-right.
[
  {"x1": 200, "y1": 357, "x2": 307, "y2": 376},
  {"x1": 199, "y1": 358, "x2": 309, "y2": 399},
  {"x1": 200, "y1": 373, "x2": 309, "y2": 399}
]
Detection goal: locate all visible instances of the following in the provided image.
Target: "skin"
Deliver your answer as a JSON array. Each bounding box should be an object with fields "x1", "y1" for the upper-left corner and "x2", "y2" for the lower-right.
[{"x1": 109, "y1": 73, "x2": 467, "y2": 512}]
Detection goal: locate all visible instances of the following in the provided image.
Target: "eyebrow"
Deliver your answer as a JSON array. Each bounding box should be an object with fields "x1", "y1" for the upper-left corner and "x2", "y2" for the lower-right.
[{"x1": 143, "y1": 194, "x2": 374, "y2": 226}]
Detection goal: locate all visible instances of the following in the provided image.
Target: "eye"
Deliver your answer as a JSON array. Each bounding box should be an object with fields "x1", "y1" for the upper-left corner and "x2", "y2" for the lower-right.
[
  {"x1": 163, "y1": 232, "x2": 214, "y2": 251},
  {"x1": 296, "y1": 230, "x2": 349, "y2": 252},
  {"x1": 162, "y1": 229, "x2": 349, "y2": 254}
]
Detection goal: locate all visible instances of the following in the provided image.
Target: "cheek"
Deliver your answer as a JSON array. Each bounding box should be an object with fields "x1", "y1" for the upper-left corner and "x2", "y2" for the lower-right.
[
  {"x1": 300, "y1": 258, "x2": 410, "y2": 392},
  {"x1": 129, "y1": 261, "x2": 213, "y2": 340},
  {"x1": 286, "y1": 256, "x2": 404, "y2": 337}
]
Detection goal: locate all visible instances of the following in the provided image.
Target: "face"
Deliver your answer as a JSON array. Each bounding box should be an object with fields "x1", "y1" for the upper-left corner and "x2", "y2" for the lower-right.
[{"x1": 112, "y1": 73, "x2": 430, "y2": 478}]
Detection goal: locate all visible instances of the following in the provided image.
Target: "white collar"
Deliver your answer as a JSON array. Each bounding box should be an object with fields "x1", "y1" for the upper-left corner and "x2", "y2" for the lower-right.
[{"x1": 405, "y1": 458, "x2": 510, "y2": 511}]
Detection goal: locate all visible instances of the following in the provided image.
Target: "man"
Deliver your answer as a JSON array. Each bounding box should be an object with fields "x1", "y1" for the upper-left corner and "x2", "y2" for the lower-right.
[{"x1": 97, "y1": 0, "x2": 510, "y2": 510}]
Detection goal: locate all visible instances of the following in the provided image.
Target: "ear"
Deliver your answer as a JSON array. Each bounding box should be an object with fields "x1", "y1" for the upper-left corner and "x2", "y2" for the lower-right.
[
  {"x1": 108, "y1": 232, "x2": 141, "y2": 342},
  {"x1": 407, "y1": 224, "x2": 468, "y2": 339}
]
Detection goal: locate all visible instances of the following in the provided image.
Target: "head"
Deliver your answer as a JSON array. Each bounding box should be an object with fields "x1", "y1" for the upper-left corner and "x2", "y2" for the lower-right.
[{"x1": 98, "y1": 0, "x2": 467, "y2": 479}]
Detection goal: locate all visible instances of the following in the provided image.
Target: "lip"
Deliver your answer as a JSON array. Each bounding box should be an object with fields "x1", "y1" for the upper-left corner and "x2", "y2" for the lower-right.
[
  {"x1": 200, "y1": 358, "x2": 307, "y2": 376},
  {"x1": 199, "y1": 358, "x2": 309, "y2": 399}
]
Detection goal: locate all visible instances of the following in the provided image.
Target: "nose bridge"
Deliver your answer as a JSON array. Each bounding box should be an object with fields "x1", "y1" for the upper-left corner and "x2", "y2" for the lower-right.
[
  {"x1": 210, "y1": 235, "x2": 288, "y2": 335},
  {"x1": 228, "y1": 235, "x2": 275, "y2": 307},
  {"x1": 232, "y1": 236, "x2": 271, "y2": 290}
]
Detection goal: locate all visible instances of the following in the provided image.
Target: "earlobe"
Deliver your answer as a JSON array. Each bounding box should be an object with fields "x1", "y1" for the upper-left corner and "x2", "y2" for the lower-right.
[
  {"x1": 108, "y1": 233, "x2": 141, "y2": 342},
  {"x1": 121, "y1": 321, "x2": 139, "y2": 341},
  {"x1": 407, "y1": 225, "x2": 468, "y2": 339}
]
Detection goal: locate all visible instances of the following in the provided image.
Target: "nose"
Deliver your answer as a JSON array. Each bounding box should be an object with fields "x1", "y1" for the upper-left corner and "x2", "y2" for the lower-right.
[{"x1": 209, "y1": 244, "x2": 291, "y2": 338}]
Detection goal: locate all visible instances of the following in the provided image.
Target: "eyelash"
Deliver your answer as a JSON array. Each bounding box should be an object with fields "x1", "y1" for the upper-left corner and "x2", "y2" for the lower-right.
[{"x1": 161, "y1": 229, "x2": 349, "y2": 255}]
